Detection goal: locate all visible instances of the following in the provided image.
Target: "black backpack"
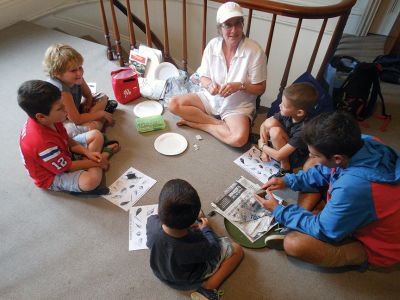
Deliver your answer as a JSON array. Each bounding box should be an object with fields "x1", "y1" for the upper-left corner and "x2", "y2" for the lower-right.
[
  {"x1": 333, "y1": 61, "x2": 391, "y2": 127},
  {"x1": 373, "y1": 55, "x2": 400, "y2": 84}
]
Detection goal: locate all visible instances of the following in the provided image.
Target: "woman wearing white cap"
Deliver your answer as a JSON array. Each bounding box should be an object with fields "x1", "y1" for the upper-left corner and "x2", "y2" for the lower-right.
[{"x1": 169, "y1": 2, "x2": 267, "y2": 147}]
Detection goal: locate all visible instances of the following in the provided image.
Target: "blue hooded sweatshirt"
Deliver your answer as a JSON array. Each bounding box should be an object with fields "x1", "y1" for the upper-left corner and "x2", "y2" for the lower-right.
[{"x1": 273, "y1": 136, "x2": 400, "y2": 266}]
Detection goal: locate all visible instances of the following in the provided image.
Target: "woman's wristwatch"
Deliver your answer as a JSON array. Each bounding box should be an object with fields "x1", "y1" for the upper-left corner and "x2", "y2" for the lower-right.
[{"x1": 240, "y1": 82, "x2": 246, "y2": 91}]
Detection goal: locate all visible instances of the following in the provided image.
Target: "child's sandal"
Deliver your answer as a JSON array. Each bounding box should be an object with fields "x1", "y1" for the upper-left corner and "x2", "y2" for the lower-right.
[{"x1": 102, "y1": 141, "x2": 120, "y2": 159}]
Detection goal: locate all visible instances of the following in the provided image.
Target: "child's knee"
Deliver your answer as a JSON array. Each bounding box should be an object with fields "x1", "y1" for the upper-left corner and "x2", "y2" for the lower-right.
[
  {"x1": 283, "y1": 231, "x2": 306, "y2": 257},
  {"x1": 269, "y1": 126, "x2": 286, "y2": 140},
  {"x1": 87, "y1": 128, "x2": 103, "y2": 142},
  {"x1": 78, "y1": 171, "x2": 102, "y2": 191}
]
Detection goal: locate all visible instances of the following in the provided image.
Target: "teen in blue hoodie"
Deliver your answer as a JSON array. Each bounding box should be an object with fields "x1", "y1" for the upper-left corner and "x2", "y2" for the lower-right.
[{"x1": 256, "y1": 111, "x2": 400, "y2": 269}]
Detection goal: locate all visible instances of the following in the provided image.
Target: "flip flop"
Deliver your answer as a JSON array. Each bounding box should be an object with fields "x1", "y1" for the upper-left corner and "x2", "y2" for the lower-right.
[
  {"x1": 102, "y1": 140, "x2": 120, "y2": 159},
  {"x1": 104, "y1": 139, "x2": 119, "y2": 148}
]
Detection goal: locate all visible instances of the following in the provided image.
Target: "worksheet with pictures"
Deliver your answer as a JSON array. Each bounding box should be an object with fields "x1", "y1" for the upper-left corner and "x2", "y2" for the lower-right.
[
  {"x1": 129, "y1": 204, "x2": 158, "y2": 251},
  {"x1": 102, "y1": 167, "x2": 157, "y2": 211},
  {"x1": 234, "y1": 146, "x2": 280, "y2": 183}
]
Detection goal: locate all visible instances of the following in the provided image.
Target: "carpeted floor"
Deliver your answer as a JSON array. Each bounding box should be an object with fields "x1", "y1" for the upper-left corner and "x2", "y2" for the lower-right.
[{"x1": 0, "y1": 22, "x2": 399, "y2": 300}]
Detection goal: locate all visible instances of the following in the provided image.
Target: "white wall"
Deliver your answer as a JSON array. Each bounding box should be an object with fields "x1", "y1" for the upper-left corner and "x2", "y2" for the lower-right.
[
  {"x1": 0, "y1": 0, "x2": 96, "y2": 30},
  {"x1": 4, "y1": 0, "x2": 344, "y2": 107}
]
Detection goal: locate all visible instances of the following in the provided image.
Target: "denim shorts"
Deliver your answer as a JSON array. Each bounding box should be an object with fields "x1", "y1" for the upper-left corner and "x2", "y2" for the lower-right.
[
  {"x1": 49, "y1": 170, "x2": 84, "y2": 192},
  {"x1": 48, "y1": 132, "x2": 87, "y2": 192},
  {"x1": 201, "y1": 236, "x2": 234, "y2": 279},
  {"x1": 72, "y1": 132, "x2": 88, "y2": 147}
]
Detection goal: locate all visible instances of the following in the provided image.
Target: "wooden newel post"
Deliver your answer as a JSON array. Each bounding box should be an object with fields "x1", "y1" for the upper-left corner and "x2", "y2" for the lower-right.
[
  {"x1": 99, "y1": 0, "x2": 113, "y2": 60},
  {"x1": 109, "y1": 0, "x2": 124, "y2": 66}
]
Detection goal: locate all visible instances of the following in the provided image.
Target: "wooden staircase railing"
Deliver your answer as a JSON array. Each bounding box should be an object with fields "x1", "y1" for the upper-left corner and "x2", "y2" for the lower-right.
[{"x1": 99, "y1": 0, "x2": 356, "y2": 94}]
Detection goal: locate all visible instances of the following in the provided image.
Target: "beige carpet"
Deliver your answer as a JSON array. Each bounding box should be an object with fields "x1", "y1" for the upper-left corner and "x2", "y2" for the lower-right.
[{"x1": 0, "y1": 22, "x2": 399, "y2": 300}]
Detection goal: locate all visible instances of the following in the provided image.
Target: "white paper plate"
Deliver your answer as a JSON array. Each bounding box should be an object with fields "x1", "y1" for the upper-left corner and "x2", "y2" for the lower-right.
[
  {"x1": 133, "y1": 100, "x2": 163, "y2": 118},
  {"x1": 154, "y1": 62, "x2": 179, "y2": 80},
  {"x1": 154, "y1": 133, "x2": 188, "y2": 156}
]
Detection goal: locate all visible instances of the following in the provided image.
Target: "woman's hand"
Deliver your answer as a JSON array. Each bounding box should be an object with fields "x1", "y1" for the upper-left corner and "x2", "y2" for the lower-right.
[
  {"x1": 208, "y1": 81, "x2": 220, "y2": 96},
  {"x1": 219, "y1": 82, "x2": 241, "y2": 97}
]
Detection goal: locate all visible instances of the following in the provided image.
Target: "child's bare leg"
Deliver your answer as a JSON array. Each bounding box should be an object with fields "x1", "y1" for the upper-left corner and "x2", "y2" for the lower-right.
[
  {"x1": 78, "y1": 167, "x2": 103, "y2": 191},
  {"x1": 201, "y1": 242, "x2": 244, "y2": 290},
  {"x1": 88, "y1": 94, "x2": 108, "y2": 113},
  {"x1": 284, "y1": 231, "x2": 367, "y2": 267},
  {"x1": 297, "y1": 192, "x2": 323, "y2": 212},
  {"x1": 85, "y1": 129, "x2": 104, "y2": 152},
  {"x1": 269, "y1": 126, "x2": 290, "y2": 170},
  {"x1": 303, "y1": 157, "x2": 319, "y2": 171}
]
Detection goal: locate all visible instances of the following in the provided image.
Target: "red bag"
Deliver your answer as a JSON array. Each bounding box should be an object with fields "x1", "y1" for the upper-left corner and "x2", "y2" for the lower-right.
[{"x1": 111, "y1": 68, "x2": 140, "y2": 104}]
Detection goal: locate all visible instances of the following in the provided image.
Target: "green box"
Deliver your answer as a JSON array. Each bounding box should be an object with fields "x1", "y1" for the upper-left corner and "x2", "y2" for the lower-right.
[{"x1": 135, "y1": 115, "x2": 166, "y2": 133}]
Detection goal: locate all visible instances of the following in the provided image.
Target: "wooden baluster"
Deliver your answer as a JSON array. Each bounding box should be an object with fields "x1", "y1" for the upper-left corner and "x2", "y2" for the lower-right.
[
  {"x1": 201, "y1": 0, "x2": 207, "y2": 55},
  {"x1": 182, "y1": 0, "x2": 187, "y2": 71},
  {"x1": 246, "y1": 9, "x2": 253, "y2": 38},
  {"x1": 317, "y1": 13, "x2": 350, "y2": 80},
  {"x1": 99, "y1": 0, "x2": 113, "y2": 60},
  {"x1": 143, "y1": 0, "x2": 152, "y2": 46},
  {"x1": 109, "y1": 0, "x2": 124, "y2": 66},
  {"x1": 307, "y1": 18, "x2": 327, "y2": 74},
  {"x1": 126, "y1": 0, "x2": 136, "y2": 50},
  {"x1": 162, "y1": 0, "x2": 171, "y2": 62},
  {"x1": 265, "y1": 14, "x2": 276, "y2": 61},
  {"x1": 280, "y1": 18, "x2": 303, "y2": 93}
]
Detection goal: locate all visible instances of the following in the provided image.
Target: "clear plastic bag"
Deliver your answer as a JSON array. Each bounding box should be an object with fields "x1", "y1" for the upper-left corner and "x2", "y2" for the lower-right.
[{"x1": 163, "y1": 70, "x2": 202, "y2": 106}]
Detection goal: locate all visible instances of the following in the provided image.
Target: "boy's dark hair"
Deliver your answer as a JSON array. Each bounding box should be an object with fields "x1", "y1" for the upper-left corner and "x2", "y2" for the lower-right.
[
  {"x1": 303, "y1": 111, "x2": 364, "y2": 159},
  {"x1": 18, "y1": 80, "x2": 61, "y2": 119},
  {"x1": 283, "y1": 82, "x2": 318, "y2": 112},
  {"x1": 159, "y1": 179, "x2": 201, "y2": 229}
]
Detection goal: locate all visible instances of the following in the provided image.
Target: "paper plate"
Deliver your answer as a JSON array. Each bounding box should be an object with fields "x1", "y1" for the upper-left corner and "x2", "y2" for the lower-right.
[
  {"x1": 133, "y1": 100, "x2": 163, "y2": 118},
  {"x1": 154, "y1": 62, "x2": 179, "y2": 80},
  {"x1": 154, "y1": 133, "x2": 188, "y2": 155}
]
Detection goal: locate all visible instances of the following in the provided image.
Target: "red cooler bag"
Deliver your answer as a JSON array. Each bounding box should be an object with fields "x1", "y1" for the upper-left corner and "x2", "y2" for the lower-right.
[{"x1": 111, "y1": 68, "x2": 140, "y2": 104}]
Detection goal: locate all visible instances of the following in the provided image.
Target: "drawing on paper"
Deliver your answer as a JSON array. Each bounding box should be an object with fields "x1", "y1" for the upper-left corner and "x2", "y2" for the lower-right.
[{"x1": 102, "y1": 167, "x2": 156, "y2": 211}]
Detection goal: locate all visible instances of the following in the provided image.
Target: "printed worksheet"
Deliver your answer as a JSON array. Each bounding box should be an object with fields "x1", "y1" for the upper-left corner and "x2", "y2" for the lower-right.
[
  {"x1": 129, "y1": 204, "x2": 158, "y2": 251},
  {"x1": 234, "y1": 146, "x2": 280, "y2": 183},
  {"x1": 103, "y1": 167, "x2": 156, "y2": 211}
]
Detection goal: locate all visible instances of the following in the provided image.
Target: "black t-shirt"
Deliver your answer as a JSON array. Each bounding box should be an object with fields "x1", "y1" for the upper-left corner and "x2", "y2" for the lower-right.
[
  {"x1": 146, "y1": 215, "x2": 221, "y2": 290},
  {"x1": 273, "y1": 112, "x2": 308, "y2": 168}
]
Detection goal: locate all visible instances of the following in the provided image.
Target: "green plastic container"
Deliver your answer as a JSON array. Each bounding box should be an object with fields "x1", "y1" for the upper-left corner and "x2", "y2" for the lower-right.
[{"x1": 135, "y1": 115, "x2": 166, "y2": 133}]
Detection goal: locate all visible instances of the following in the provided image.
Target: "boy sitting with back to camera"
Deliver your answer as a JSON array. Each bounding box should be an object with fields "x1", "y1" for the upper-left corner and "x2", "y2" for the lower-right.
[
  {"x1": 18, "y1": 80, "x2": 119, "y2": 195},
  {"x1": 146, "y1": 179, "x2": 243, "y2": 300},
  {"x1": 43, "y1": 43, "x2": 118, "y2": 138},
  {"x1": 258, "y1": 82, "x2": 318, "y2": 177}
]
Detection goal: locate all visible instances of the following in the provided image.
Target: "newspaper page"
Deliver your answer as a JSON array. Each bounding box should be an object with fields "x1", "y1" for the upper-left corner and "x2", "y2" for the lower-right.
[
  {"x1": 211, "y1": 176, "x2": 277, "y2": 243},
  {"x1": 234, "y1": 146, "x2": 280, "y2": 183}
]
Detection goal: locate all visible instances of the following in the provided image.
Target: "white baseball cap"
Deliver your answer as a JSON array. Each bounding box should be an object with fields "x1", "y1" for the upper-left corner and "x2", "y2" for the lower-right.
[{"x1": 216, "y1": 2, "x2": 244, "y2": 24}]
